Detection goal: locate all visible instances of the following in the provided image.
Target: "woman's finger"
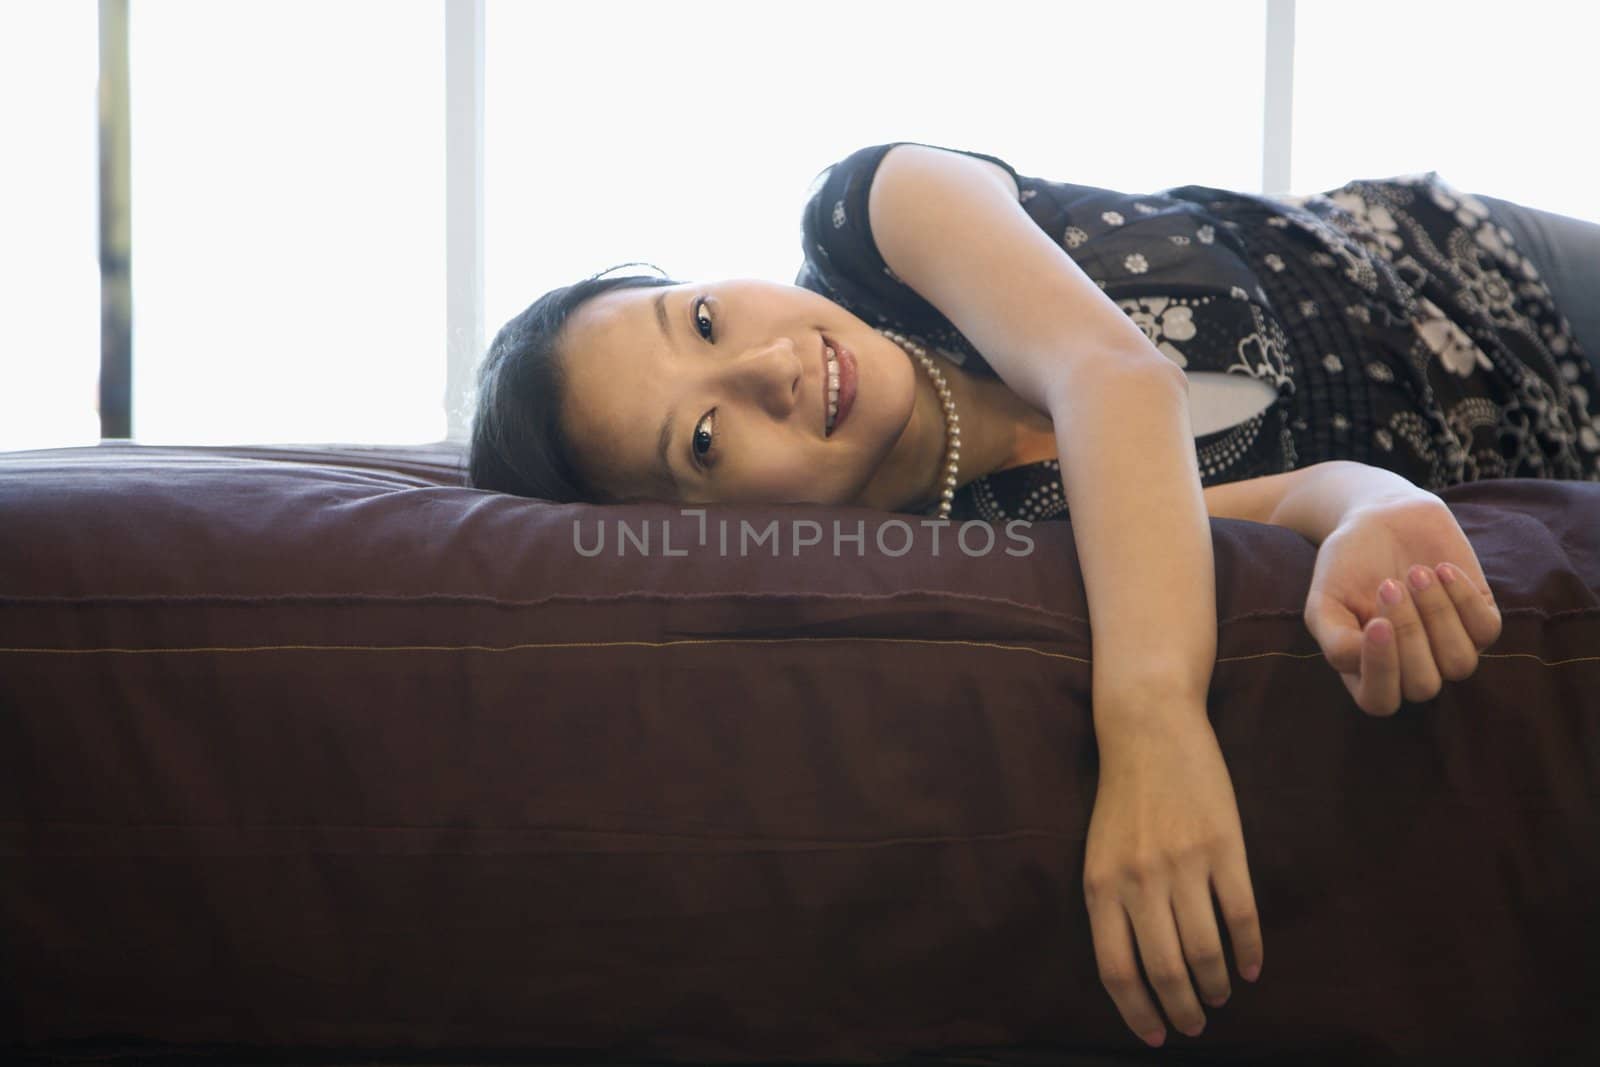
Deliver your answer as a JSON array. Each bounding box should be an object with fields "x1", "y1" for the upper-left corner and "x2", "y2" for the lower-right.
[
  {"x1": 1173, "y1": 868, "x2": 1231, "y2": 1010},
  {"x1": 1406, "y1": 564, "x2": 1479, "y2": 682},
  {"x1": 1211, "y1": 847, "x2": 1264, "y2": 986},
  {"x1": 1348, "y1": 614, "x2": 1402, "y2": 716},
  {"x1": 1127, "y1": 891, "x2": 1208, "y2": 1038},
  {"x1": 1303, "y1": 590, "x2": 1364, "y2": 677},
  {"x1": 1377, "y1": 577, "x2": 1443, "y2": 705},
  {"x1": 1086, "y1": 892, "x2": 1169, "y2": 1047},
  {"x1": 1438, "y1": 563, "x2": 1503, "y2": 652}
]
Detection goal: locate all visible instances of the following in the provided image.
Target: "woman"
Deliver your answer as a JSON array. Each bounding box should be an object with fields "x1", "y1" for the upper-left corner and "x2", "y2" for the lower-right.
[{"x1": 464, "y1": 141, "x2": 1598, "y2": 1049}]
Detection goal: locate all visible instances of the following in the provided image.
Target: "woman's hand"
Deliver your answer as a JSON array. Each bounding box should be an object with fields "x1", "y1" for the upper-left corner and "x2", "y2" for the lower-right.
[
  {"x1": 1302, "y1": 493, "x2": 1503, "y2": 716},
  {"x1": 1085, "y1": 704, "x2": 1262, "y2": 1047}
]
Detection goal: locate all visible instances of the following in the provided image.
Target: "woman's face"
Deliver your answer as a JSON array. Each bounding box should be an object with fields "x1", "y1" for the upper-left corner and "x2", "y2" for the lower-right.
[{"x1": 558, "y1": 278, "x2": 947, "y2": 510}]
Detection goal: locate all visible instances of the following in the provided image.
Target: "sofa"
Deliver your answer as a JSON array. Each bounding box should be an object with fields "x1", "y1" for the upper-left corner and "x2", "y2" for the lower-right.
[{"x1": 2, "y1": 440, "x2": 1597, "y2": 1066}]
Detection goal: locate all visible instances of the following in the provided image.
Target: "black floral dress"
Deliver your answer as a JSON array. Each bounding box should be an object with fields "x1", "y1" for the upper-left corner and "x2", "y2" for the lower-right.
[{"x1": 794, "y1": 141, "x2": 1600, "y2": 522}]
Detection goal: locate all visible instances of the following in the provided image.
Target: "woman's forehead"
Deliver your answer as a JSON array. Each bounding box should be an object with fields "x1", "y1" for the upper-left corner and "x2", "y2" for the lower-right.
[
  {"x1": 562, "y1": 300, "x2": 676, "y2": 501},
  {"x1": 566, "y1": 290, "x2": 676, "y2": 389},
  {"x1": 580, "y1": 284, "x2": 683, "y2": 340}
]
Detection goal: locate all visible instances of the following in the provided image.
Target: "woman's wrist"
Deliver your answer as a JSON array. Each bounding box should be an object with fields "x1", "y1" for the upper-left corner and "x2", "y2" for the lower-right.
[
  {"x1": 1093, "y1": 682, "x2": 1213, "y2": 747},
  {"x1": 1269, "y1": 461, "x2": 1435, "y2": 545}
]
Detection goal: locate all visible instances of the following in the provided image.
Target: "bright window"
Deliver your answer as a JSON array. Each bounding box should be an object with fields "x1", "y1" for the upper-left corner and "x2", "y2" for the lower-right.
[
  {"x1": 1292, "y1": 0, "x2": 1600, "y2": 221},
  {"x1": 483, "y1": 0, "x2": 1268, "y2": 337},
  {"x1": 126, "y1": 0, "x2": 445, "y2": 445},
  {"x1": 36, "y1": 3, "x2": 1599, "y2": 452},
  {"x1": 0, "y1": 0, "x2": 100, "y2": 452}
]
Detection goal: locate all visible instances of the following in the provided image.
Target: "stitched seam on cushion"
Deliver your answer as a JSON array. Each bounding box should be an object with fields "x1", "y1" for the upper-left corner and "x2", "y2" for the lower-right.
[
  {"x1": 0, "y1": 588, "x2": 1088, "y2": 624},
  {"x1": 0, "y1": 593, "x2": 1594, "y2": 626},
  {"x1": 0, "y1": 635, "x2": 1089, "y2": 661},
  {"x1": 0, "y1": 640, "x2": 1595, "y2": 672}
]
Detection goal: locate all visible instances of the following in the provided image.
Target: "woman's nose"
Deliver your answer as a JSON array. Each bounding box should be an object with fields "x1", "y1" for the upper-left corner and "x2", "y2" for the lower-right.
[{"x1": 724, "y1": 338, "x2": 803, "y2": 416}]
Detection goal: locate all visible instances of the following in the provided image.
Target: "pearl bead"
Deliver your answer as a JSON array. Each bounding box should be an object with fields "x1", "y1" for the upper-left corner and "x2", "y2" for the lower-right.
[{"x1": 878, "y1": 328, "x2": 961, "y2": 521}]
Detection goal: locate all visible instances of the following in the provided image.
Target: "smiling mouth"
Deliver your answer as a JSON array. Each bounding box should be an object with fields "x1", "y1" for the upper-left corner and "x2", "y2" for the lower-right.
[
  {"x1": 822, "y1": 335, "x2": 855, "y2": 438},
  {"x1": 820, "y1": 336, "x2": 833, "y2": 437}
]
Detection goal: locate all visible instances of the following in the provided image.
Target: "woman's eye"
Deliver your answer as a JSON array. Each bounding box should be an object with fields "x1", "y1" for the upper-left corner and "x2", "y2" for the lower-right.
[
  {"x1": 691, "y1": 408, "x2": 718, "y2": 466},
  {"x1": 693, "y1": 296, "x2": 715, "y2": 342}
]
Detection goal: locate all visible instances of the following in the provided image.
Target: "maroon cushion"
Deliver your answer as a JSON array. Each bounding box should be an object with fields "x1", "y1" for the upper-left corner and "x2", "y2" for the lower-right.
[{"x1": 2, "y1": 441, "x2": 1597, "y2": 1065}]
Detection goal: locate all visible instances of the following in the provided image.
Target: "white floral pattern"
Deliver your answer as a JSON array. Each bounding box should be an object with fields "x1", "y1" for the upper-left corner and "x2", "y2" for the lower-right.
[
  {"x1": 1413, "y1": 295, "x2": 1491, "y2": 377},
  {"x1": 1448, "y1": 228, "x2": 1519, "y2": 321},
  {"x1": 1116, "y1": 296, "x2": 1198, "y2": 367},
  {"x1": 1329, "y1": 191, "x2": 1406, "y2": 256},
  {"x1": 1232, "y1": 300, "x2": 1296, "y2": 394}
]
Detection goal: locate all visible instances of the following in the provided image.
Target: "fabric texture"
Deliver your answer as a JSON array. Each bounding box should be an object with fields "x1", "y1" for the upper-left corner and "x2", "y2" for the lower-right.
[
  {"x1": 1476, "y1": 191, "x2": 1600, "y2": 374},
  {"x1": 794, "y1": 142, "x2": 1600, "y2": 522},
  {"x1": 3, "y1": 440, "x2": 1599, "y2": 1065}
]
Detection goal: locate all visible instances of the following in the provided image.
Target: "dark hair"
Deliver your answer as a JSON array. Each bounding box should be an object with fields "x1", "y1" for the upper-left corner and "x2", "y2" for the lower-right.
[{"x1": 464, "y1": 262, "x2": 683, "y2": 504}]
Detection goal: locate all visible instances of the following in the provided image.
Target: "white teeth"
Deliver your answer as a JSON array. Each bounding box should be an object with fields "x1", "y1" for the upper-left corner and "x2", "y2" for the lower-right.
[{"x1": 824, "y1": 345, "x2": 841, "y2": 434}]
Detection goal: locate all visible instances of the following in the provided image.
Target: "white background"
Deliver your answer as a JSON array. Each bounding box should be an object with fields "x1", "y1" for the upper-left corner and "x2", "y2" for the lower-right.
[{"x1": 3, "y1": 0, "x2": 1595, "y2": 452}]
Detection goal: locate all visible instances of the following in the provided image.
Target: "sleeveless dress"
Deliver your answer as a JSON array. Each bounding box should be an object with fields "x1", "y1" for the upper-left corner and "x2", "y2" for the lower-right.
[{"x1": 794, "y1": 141, "x2": 1600, "y2": 522}]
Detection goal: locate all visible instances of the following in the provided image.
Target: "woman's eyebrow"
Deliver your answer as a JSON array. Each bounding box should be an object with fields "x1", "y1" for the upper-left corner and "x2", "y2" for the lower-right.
[
  {"x1": 656, "y1": 409, "x2": 681, "y2": 496},
  {"x1": 653, "y1": 290, "x2": 678, "y2": 353},
  {"x1": 651, "y1": 290, "x2": 684, "y2": 495}
]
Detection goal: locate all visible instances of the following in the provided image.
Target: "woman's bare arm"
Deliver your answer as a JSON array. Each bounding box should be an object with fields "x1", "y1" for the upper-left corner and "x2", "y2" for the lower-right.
[
  {"x1": 1203, "y1": 460, "x2": 1431, "y2": 541},
  {"x1": 870, "y1": 143, "x2": 1217, "y2": 705},
  {"x1": 869, "y1": 143, "x2": 1260, "y2": 1044},
  {"x1": 1047, "y1": 364, "x2": 1215, "y2": 709},
  {"x1": 1264, "y1": 461, "x2": 1433, "y2": 541}
]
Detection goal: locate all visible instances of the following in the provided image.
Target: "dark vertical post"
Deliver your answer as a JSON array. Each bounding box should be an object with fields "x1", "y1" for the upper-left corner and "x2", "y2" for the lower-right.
[{"x1": 98, "y1": 0, "x2": 132, "y2": 440}]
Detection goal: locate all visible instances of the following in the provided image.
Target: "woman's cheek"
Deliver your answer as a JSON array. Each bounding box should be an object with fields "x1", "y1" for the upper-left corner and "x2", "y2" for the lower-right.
[{"x1": 766, "y1": 459, "x2": 824, "y2": 503}]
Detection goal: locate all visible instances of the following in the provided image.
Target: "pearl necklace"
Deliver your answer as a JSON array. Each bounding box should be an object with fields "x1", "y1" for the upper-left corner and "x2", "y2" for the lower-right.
[{"x1": 875, "y1": 328, "x2": 960, "y2": 520}]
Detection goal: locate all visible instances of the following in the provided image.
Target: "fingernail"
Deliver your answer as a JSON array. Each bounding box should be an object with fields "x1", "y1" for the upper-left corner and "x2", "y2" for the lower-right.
[
  {"x1": 1409, "y1": 566, "x2": 1431, "y2": 591},
  {"x1": 1381, "y1": 580, "x2": 1402, "y2": 605},
  {"x1": 1438, "y1": 563, "x2": 1457, "y2": 585},
  {"x1": 1142, "y1": 1029, "x2": 1166, "y2": 1048},
  {"x1": 1243, "y1": 963, "x2": 1261, "y2": 982},
  {"x1": 1370, "y1": 620, "x2": 1391, "y2": 644}
]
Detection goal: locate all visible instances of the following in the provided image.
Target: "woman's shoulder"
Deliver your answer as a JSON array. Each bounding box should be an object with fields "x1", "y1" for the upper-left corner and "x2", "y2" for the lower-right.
[
  {"x1": 803, "y1": 141, "x2": 1025, "y2": 200},
  {"x1": 796, "y1": 143, "x2": 1023, "y2": 377}
]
